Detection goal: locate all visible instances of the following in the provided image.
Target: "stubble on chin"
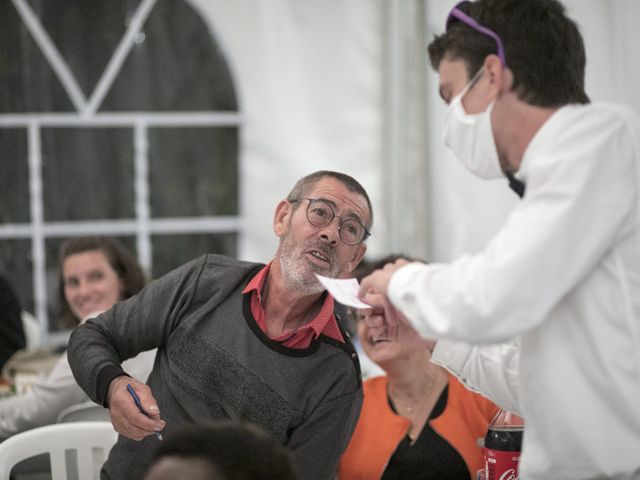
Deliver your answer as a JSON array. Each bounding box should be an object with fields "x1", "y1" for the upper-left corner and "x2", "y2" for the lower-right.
[
  {"x1": 278, "y1": 240, "x2": 342, "y2": 296},
  {"x1": 279, "y1": 253, "x2": 325, "y2": 296}
]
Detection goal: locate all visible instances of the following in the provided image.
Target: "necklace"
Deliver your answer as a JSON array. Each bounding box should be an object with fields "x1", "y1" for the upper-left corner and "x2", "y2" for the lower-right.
[
  {"x1": 389, "y1": 381, "x2": 434, "y2": 414},
  {"x1": 388, "y1": 368, "x2": 446, "y2": 415},
  {"x1": 396, "y1": 389, "x2": 429, "y2": 414}
]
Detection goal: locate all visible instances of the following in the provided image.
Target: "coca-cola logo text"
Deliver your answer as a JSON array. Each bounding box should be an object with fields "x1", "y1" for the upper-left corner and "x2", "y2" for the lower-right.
[{"x1": 498, "y1": 469, "x2": 518, "y2": 480}]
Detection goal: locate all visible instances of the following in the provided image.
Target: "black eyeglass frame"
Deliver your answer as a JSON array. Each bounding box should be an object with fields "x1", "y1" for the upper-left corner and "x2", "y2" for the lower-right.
[{"x1": 289, "y1": 197, "x2": 371, "y2": 246}]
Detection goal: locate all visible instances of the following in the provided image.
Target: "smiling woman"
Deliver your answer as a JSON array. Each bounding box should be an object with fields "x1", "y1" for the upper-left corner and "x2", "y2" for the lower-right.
[
  {"x1": 0, "y1": 236, "x2": 155, "y2": 442},
  {"x1": 0, "y1": 0, "x2": 240, "y2": 338},
  {"x1": 63, "y1": 250, "x2": 124, "y2": 322},
  {"x1": 56, "y1": 236, "x2": 146, "y2": 329}
]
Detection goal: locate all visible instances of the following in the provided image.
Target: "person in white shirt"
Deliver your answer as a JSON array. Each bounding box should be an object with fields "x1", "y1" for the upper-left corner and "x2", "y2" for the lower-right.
[
  {"x1": 0, "y1": 236, "x2": 155, "y2": 440},
  {"x1": 358, "y1": 1, "x2": 640, "y2": 479}
]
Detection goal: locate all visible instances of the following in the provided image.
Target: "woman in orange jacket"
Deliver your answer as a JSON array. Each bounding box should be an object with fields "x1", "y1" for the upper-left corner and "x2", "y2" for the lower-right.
[{"x1": 339, "y1": 257, "x2": 498, "y2": 479}]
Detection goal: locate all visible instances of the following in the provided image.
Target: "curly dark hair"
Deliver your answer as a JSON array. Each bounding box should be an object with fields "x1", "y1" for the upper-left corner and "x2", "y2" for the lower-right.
[{"x1": 57, "y1": 236, "x2": 146, "y2": 328}]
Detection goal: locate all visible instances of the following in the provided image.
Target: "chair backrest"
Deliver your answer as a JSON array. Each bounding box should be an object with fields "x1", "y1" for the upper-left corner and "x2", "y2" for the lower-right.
[
  {"x1": 21, "y1": 310, "x2": 42, "y2": 351},
  {"x1": 0, "y1": 421, "x2": 117, "y2": 480},
  {"x1": 57, "y1": 401, "x2": 111, "y2": 423}
]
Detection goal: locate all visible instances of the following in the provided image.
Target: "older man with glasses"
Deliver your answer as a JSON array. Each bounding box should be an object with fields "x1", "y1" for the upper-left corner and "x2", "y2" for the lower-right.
[{"x1": 68, "y1": 170, "x2": 372, "y2": 480}]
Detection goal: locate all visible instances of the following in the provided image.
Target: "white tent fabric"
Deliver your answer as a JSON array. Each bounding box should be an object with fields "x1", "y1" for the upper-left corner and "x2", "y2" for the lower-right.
[
  {"x1": 190, "y1": 0, "x2": 384, "y2": 262},
  {"x1": 189, "y1": 0, "x2": 640, "y2": 264}
]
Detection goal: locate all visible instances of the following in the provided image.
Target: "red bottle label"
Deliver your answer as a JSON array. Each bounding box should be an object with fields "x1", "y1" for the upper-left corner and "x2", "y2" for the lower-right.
[{"x1": 484, "y1": 448, "x2": 520, "y2": 480}]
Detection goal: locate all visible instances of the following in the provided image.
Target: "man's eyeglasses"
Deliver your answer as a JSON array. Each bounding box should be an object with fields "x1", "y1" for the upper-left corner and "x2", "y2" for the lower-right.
[
  {"x1": 446, "y1": 0, "x2": 507, "y2": 67},
  {"x1": 289, "y1": 198, "x2": 370, "y2": 246}
]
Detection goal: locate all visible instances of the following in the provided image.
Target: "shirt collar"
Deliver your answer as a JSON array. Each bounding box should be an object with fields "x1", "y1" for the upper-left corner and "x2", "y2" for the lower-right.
[{"x1": 243, "y1": 262, "x2": 336, "y2": 339}]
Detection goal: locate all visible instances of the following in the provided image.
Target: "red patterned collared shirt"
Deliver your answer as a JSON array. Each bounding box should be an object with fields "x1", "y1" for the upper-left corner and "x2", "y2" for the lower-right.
[{"x1": 242, "y1": 262, "x2": 345, "y2": 348}]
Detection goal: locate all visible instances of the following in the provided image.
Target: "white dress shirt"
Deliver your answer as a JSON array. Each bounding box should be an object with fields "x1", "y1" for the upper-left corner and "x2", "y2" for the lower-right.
[{"x1": 389, "y1": 103, "x2": 640, "y2": 480}]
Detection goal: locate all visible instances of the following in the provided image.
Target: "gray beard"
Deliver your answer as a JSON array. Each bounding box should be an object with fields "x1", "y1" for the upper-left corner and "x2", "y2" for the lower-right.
[{"x1": 278, "y1": 236, "x2": 340, "y2": 296}]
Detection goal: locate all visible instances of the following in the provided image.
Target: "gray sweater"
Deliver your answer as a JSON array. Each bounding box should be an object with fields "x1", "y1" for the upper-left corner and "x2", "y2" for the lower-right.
[{"x1": 68, "y1": 254, "x2": 363, "y2": 480}]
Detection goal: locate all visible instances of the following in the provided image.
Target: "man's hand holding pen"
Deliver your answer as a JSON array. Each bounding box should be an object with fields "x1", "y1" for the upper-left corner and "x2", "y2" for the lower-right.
[{"x1": 107, "y1": 376, "x2": 166, "y2": 441}]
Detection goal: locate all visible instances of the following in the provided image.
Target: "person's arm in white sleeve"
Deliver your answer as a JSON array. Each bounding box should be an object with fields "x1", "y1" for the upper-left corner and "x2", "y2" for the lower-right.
[
  {"x1": 387, "y1": 109, "x2": 636, "y2": 343},
  {"x1": 0, "y1": 353, "x2": 88, "y2": 440},
  {"x1": 431, "y1": 339, "x2": 521, "y2": 414}
]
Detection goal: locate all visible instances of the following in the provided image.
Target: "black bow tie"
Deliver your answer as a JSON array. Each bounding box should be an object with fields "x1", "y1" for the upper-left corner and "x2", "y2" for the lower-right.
[{"x1": 506, "y1": 171, "x2": 526, "y2": 198}]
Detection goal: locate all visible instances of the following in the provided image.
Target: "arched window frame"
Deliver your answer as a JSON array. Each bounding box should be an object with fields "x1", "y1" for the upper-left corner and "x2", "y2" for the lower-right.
[{"x1": 0, "y1": 0, "x2": 242, "y2": 344}]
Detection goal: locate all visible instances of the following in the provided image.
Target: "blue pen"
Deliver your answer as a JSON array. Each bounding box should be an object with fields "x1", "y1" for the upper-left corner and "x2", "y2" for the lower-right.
[{"x1": 126, "y1": 384, "x2": 163, "y2": 440}]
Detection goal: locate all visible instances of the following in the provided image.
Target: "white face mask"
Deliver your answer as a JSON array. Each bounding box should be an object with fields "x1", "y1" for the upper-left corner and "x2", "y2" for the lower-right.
[{"x1": 443, "y1": 70, "x2": 503, "y2": 179}]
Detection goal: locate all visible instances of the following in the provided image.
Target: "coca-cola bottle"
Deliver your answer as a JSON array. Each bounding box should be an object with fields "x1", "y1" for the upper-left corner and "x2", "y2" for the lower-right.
[{"x1": 483, "y1": 409, "x2": 524, "y2": 480}]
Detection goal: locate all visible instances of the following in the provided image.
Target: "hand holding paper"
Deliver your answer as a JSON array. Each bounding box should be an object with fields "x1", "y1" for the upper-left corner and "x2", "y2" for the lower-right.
[
  {"x1": 315, "y1": 274, "x2": 372, "y2": 309},
  {"x1": 316, "y1": 275, "x2": 392, "y2": 342},
  {"x1": 317, "y1": 264, "x2": 430, "y2": 349}
]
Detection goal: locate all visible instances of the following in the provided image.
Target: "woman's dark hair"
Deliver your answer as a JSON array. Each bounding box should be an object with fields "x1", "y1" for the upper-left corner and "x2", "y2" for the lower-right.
[
  {"x1": 351, "y1": 254, "x2": 419, "y2": 283},
  {"x1": 57, "y1": 236, "x2": 146, "y2": 328}
]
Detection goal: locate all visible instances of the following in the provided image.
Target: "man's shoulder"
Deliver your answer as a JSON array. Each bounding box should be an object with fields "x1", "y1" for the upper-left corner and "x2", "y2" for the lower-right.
[
  {"x1": 191, "y1": 254, "x2": 265, "y2": 293},
  {"x1": 158, "y1": 255, "x2": 263, "y2": 305},
  {"x1": 557, "y1": 102, "x2": 640, "y2": 132},
  {"x1": 527, "y1": 102, "x2": 640, "y2": 165},
  {"x1": 161, "y1": 254, "x2": 263, "y2": 283},
  {"x1": 585, "y1": 102, "x2": 639, "y2": 118},
  {"x1": 201, "y1": 254, "x2": 264, "y2": 273}
]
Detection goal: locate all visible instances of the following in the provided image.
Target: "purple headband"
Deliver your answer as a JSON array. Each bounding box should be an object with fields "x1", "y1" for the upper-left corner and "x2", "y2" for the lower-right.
[{"x1": 446, "y1": 0, "x2": 507, "y2": 67}]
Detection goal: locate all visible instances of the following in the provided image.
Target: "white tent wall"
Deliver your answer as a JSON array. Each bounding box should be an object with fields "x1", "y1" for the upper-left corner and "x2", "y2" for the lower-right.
[
  {"x1": 188, "y1": 0, "x2": 387, "y2": 262},
  {"x1": 188, "y1": 0, "x2": 640, "y2": 264}
]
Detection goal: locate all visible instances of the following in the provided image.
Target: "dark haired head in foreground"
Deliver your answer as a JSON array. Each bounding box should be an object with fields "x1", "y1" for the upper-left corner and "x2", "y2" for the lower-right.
[{"x1": 145, "y1": 421, "x2": 298, "y2": 480}]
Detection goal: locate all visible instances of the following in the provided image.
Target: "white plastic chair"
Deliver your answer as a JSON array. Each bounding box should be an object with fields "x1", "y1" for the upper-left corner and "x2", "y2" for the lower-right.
[
  {"x1": 57, "y1": 401, "x2": 111, "y2": 423},
  {"x1": 0, "y1": 421, "x2": 117, "y2": 480},
  {"x1": 20, "y1": 310, "x2": 42, "y2": 351}
]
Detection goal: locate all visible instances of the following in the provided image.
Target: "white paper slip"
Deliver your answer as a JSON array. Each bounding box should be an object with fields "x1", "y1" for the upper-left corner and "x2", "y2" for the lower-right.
[{"x1": 315, "y1": 274, "x2": 372, "y2": 309}]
